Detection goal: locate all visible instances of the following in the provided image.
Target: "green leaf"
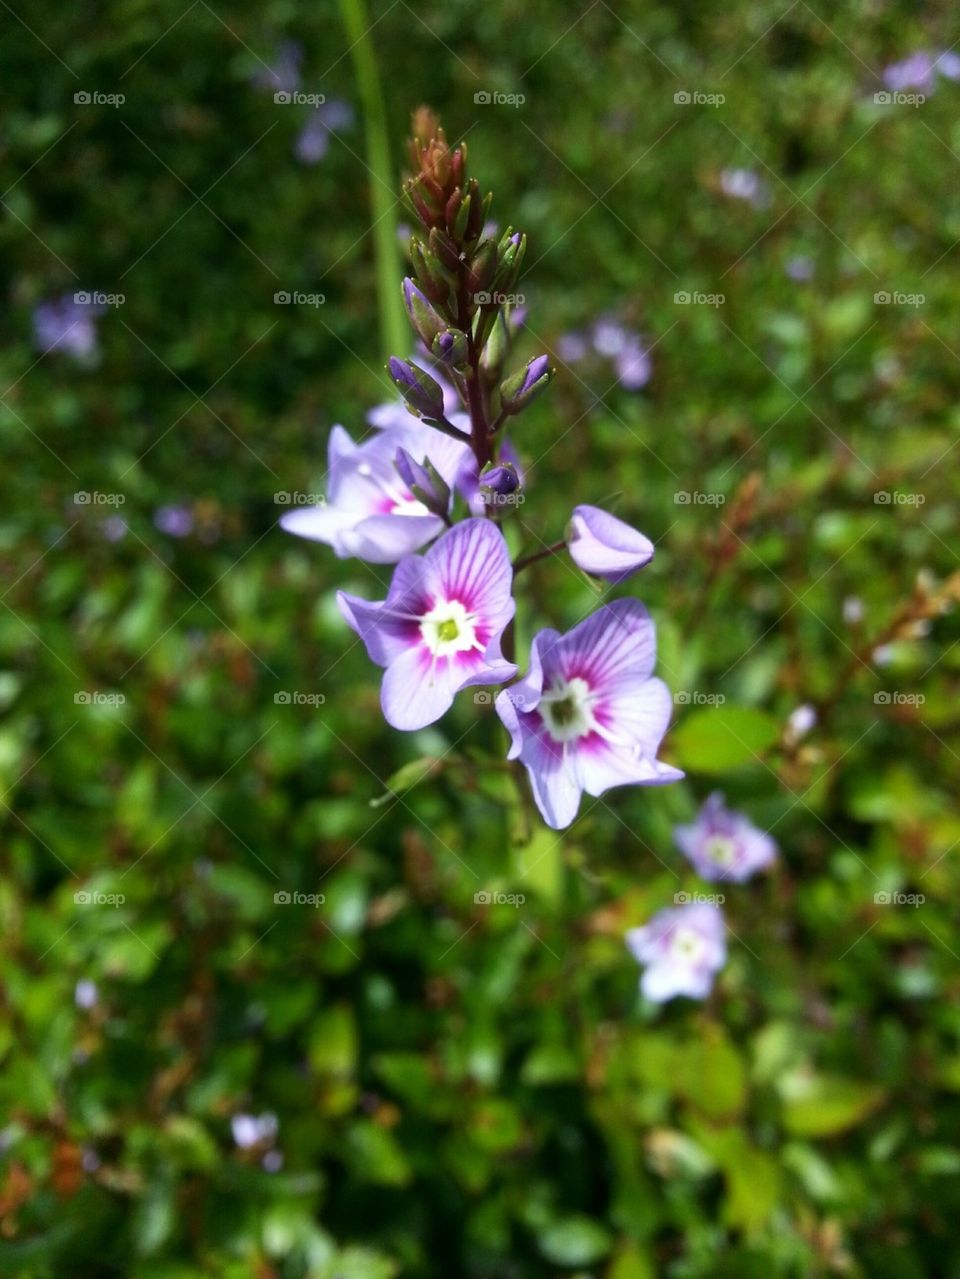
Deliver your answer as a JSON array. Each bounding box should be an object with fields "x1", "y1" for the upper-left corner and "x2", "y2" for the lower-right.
[
  {"x1": 670, "y1": 705, "x2": 780, "y2": 773},
  {"x1": 780, "y1": 1074, "x2": 887, "y2": 1137}
]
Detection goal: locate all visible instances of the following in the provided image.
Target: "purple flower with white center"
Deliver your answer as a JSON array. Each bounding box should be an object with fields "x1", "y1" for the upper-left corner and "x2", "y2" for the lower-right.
[
  {"x1": 295, "y1": 98, "x2": 354, "y2": 165},
  {"x1": 626, "y1": 902, "x2": 726, "y2": 1002},
  {"x1": 567, "y1": 505, "x2": 654, "y2": 583},
  {"x1": 495, "y1": 599, "x2": 683, "y2": 830},
  {"x1": 280, "y1": 424, "x2": 473, "y2": 563},
  {"x1": 33, "y1": 295, "x2": 100, "y2": 361},
  {"x1": 338, "y1": 519, "x2": 516, "y2": 731},
  {"x1": 719, "y1": 167, "x2": 770, "y2": 208},
  {"x1": 674, "y1": 792, "x2": 777, "y2": 883}
]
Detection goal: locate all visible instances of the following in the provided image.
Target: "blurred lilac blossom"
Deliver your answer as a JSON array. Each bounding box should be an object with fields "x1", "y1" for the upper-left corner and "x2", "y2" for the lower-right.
[
  {"x1": 674, "y1": 793, "x2": 777, "y2": 883},
  {"x1": 785, "y1": 254, "x2": 814, "y2": 281},
  {"x1": 296, "y1": 98, "x2": 355, "y2": 165},
  {"x1": 33, "y1": 295, "x2": 100, "y2": 361},
  {"x1": 719, "y1": 167, "x2": 771, "y2": 208},
  {"x1": 250, "y1": 40, "x2": 303, "y2": 95},
  {"x1": 626, "y1": 902, "x2": 727, "y2": 1002},
  {"x1": 154, "y1": 505, "x2": 194, "y2": 538},
  {"x1": 883, "y1": 50, "x2": 960, "y2": 94},
  {"x1": 231, "y1": 1112, "x2": 278, "y2": 1149}
]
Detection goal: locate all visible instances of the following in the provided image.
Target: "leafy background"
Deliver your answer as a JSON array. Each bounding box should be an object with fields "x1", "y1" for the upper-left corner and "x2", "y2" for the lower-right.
[{"x1": 2, "y1": 0, "x2": 960, "y2": 1275}]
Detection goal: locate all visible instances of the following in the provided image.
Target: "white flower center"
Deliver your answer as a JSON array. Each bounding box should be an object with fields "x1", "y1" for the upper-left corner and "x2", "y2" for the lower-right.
[
  {"x1": 539, "y1": 676, "x2": 596, "y2": 743},
  {"x1": 703, "y1": 835, "x2": 737, "y2": 867},
  {"x1": 390, "y1": 494, "x2": 430, "y2": 517},
  {"x1": 669, "y1": 926, "x2": 705, "y2": 965},
  {"x1": 419, "y1": 599, "x2": 481, "y2": 657}
]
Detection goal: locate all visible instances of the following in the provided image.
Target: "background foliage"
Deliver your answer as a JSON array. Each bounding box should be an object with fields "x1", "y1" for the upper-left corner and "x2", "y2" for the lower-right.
[{"x1": 2, "y1": 0, "x2": 960, "y2": 1274}]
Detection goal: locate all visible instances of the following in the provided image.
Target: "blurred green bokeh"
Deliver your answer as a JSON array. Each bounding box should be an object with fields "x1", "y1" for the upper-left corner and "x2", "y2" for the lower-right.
[{"x1": 2, "y1": 1, "x2": 960, "y2": 1275}]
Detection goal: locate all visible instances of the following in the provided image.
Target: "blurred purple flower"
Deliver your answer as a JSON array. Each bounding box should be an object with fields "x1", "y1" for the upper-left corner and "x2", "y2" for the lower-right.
[
  {"x1": 75, "y1": 979, "x2": 98, "y2": 1009},
  {"x1": 231, "y1": 1112, "x2": 278, "y2": 1149},
  {"x1": 496, "y1": 600, "x2": 682, "y2": 829},
  {"x1": 719, "y1": 167, "x2": 771, "y2": 208},
  {"x1": 785, "y1": 254, "x2": 814, "y2": 281},
  {"x1": 567, "y1": 504, "x2": 654, "y2": 583},
  {"x1": 883, "y1": 50, "x2": 960, "y2": 94},
  {"x1": 338, "y1": 519, "x2": 516, "y2": 731},
  {"x1": 33, "y1": 295, "x2": 100, "y2": 360},
  {"x1": 250, "y1": 40, "x2": 303, "y2": 95},
  {"x1": 154, "y1": 505, "x2": 194, "y2": 538},
  {"x1": 674, "y1": 792, "x2": 777, "y2": 883},
  {"x1": 280, "y1": 424, "x2": 473, "y2": 562},
  {"x1": 626, "y1": 902, "x2": 727, "y2": 1002},
  {"x1": 100, "y1": 516, "x2": 128, "y2": 542},
  {"x1": 295, "y1": 98, "x2": 355, "y2": 165},
  {"x1": 556, "y1": 332, "x2": 590, "y2": 363}
]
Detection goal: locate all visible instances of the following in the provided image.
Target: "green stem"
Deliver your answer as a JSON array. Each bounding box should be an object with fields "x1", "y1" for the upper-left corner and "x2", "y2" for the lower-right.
[{"x1": 337, "y1": 0, "x2": 407, "y2": 360}]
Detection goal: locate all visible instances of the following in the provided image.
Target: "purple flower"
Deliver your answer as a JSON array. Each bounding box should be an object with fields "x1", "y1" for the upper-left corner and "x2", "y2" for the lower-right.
[
  {"x1": 674, "y1": 792, "x2": 776, "y2": 883},
  {"x1": 337, "y1": 519, "x2": 516, "y2": 731},
  {"x1": 883, "y1": 50, "x2": 960, "y2": 94},
  {"x1": 74, "y1": 979, "x2": 98, "y2": 1009},
  {"x1": 33, "y1": 295, "x2": 100, "y2": 360},
  {"x1": 614, "y1": 338, "x2": 652, "y2": 390},
  {"x1": 251, "y1": 40, "x2": 303, "y2": 95},
  {"x1": 231, "y1": 1112, "x2": 279, "y2": 1149},
  {"x1": 154, "y1": 504, "x2": 194, "y2": 538},
  {"x1": 626, "y1": 902, "x2": 726, "y2": 1002},
  {"x1": 785, "y1": 254, "x2": 814, "y2": 282},
  {"x1": 556, "y1": 332, "x2": 590, "y2": 363},
  {"x1": 295, "y1": 98, "x2": 354, "y2": 165},
  {"x1": 567, "y1": 505, "x2": 654, "y2": 583},
  {"x1": 280, "y1": 424, "x2": 472, "y2": 563},
  {"x1": 719, "y1": 168, "x2": 770, "y2": 208},
  {"x1": 495, "y1": 600, "x2": 682, "y2": 829}
]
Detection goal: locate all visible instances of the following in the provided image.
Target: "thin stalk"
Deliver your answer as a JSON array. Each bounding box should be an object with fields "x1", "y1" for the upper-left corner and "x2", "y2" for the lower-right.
[{"x1": 337, "y1": 0, "x2": 407, "y2": 360}]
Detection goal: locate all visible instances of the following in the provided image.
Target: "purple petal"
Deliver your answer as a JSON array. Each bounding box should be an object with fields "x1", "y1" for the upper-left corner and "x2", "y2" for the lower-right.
[{"x1": 568, "y1": 504, "x2": 654, "y2": 583}]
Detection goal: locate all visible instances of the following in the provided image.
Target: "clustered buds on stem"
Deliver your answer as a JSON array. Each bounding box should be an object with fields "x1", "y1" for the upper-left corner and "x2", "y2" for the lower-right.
[{"x1": 387, "y1": 107, "x2": 552, "y2": 473}]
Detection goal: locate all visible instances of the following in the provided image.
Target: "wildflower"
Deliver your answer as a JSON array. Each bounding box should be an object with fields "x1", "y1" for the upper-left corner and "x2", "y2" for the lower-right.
[
  {"x1": 883, "y1": 50, "x2": 960, "y2": 94},
  {"x1": 74, "y1": 979, "x2": 98, "y2": 1009},
  {"x1": 338, "y1": 519, "x2": 516, "y2": 730},
  {"x1": 719, "y1": 167, "x2": 770, "y2": 208},
  {"x1": 33, "y1": 295, "x2": 100, "y2": 361},
  {"x1": 674, "y1": 792, "x2": 776, "y2": 882},
  {"x1": 296, "y1": 98, "x2": 354, "y2": 165},
  {"x1": 785, "y1": 703, "x2": 817, "y2": 745},
  {"x1": 154, "y1": 505, "x2": 194, "y2": 538},
  {"x1": 567, "y1": 505, "x2": 654, "y2": 583},
  {"x1": 251, "y1": 40, "x2": 303, "y2": 95},
  {"x1": 495, "y1": 599, "x2": 681, "y2": 829},
  {"x1": 280, "y1": 424, "x2": 472, "y2": 562},
  {"x1": 626, "y1": 902, "x2": 726, "y2": 1002},
  {"x1": 231, "y1": 1112, "x2": 279, "y2": 1149}
]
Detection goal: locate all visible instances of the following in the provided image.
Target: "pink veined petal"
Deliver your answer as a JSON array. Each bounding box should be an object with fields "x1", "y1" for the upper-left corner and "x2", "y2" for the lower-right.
[
  {"x1": 495, "y1": 629, "x2": 554, "y2": 759},
  {"x1": 338, "y1": 513, "x2": 444, "y2": 562},
  {"x1": 380, "y1": 646, "x2": 465, "y2": 731},
  {"x1": 593, "y1": 677, "x2": 675, "y2": 762},
  {"x1": 337, "y1": 591, "x2": 420, "y2": 668},
  {"x1": 551, "y1": 599, "x2": 657, "y2": 692},
  {"x1": 423, "y1": 519, "x2": 514, "y2": 621}
]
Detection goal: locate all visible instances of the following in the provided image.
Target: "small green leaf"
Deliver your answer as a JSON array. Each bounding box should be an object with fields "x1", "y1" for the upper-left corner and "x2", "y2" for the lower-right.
[{"x1": 670, "y1": 705, "x2": 780, "y2": 773}]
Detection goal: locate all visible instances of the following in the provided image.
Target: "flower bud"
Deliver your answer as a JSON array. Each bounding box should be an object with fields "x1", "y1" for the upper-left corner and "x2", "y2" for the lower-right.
[
  {"x1": 410, "y1": 241, "x2": 452, "y2": 306},
  {"x1": 479, "y1": 461, "x2": 520, "y2": 497},
  {"x1": 402, "y1": 279, "x2": 444, "y2": 347},
  {"x1": 394, "y1": 447, "x2": 451, "y2": 516},
  {"x1": 387, "y1": 356, "x2": 446, "y2": 421},
  {"x1": 499, "y1": 354, "x2": 553, "y2": 415},
  {"x1": 479, "y1": 311, "x2": 510, "y2": 379},
  {"x1": 431, "y1": 328, "x2": 469, "y2": 367},
  {"x1": 465, "y1": 240, "x2": 498, "y2": 298}
]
